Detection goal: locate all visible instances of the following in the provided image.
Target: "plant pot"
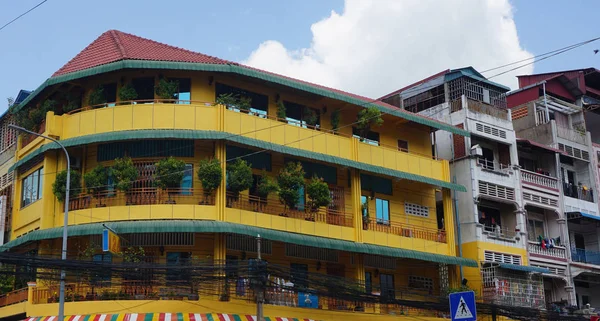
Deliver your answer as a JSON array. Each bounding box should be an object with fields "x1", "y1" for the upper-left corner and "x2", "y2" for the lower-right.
[{"x1": 96, "y1": 204, "x2": 107, "y2": 208}]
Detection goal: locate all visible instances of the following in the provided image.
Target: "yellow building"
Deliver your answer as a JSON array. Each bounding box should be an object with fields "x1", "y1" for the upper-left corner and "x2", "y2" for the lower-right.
[{"x1": 0, "y1": 30, "x2": 474, "y2": 321}]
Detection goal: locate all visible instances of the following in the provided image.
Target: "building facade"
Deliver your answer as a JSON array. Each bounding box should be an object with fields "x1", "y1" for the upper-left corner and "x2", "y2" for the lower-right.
[{"x1": 0, "y1": 30, "x2": 473, "y2": 321}]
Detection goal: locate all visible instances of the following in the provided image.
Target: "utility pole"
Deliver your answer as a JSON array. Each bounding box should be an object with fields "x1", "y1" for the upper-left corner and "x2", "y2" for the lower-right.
[{"x1": 256, "y1": 234, "x2": 264, "y2": 321}]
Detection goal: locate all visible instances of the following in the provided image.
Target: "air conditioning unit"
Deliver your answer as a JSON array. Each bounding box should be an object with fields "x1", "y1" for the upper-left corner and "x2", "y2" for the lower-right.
[{"x1": 471, "y1": 144, "x2": 483, "y2": 157}]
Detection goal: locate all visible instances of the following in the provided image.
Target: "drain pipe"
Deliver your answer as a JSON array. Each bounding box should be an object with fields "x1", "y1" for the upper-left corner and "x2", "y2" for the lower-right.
[
  {"x1": 543, "y1": 81, "x2": 550, "y2": 122},
  {"x1": 453, "y1": 175, "x2": 464, "y2": 282}
]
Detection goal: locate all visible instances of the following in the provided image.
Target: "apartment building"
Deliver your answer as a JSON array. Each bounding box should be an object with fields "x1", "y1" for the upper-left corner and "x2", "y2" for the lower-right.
[
  {"x1": 0, "y1": 30, "x2": 473, "y2": 321},
  {"x1": 381, "y1": 67, "x2": 547, "y2": 310}
]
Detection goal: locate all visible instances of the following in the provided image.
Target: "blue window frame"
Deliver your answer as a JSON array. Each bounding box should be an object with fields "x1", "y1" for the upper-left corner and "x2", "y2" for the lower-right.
[
  {"x1": 296, "y1": 186, "x2": 305, "y2": 211},
  {"x1": 171, "y1": 78, "x2": 191, "y2": 104},
  {"x1": 181, "y1": 164, "x2": 193, "y2": 195},
  {"x1": 375, "y1": 198, "x2": 390, "y2": 224},
  {"x1": 361, "y1": 195, "x2": 368, "y2": 217}
]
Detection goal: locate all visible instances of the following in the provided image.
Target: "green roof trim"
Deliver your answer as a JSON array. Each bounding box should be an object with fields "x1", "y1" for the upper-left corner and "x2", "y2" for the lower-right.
[
  {"x1": 0, "y1": 220, "x2": 477, "y2": 267},
  {"x1": 9, "y1": 129, "x2": 466, "y2": 192},
  {"x1": 14, "y1": 60, "x2": 469, "y2": 137}
]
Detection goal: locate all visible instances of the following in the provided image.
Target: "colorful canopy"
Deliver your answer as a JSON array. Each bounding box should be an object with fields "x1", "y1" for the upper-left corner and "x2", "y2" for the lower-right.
[{"x1": 24, "y1": 314, "x2": 317, "y2": 321}]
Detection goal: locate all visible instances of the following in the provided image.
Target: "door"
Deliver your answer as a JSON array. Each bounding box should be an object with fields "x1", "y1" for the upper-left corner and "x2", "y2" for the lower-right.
[{"x1": 574, "y1": 234, "x2": 586, "y2": 263}]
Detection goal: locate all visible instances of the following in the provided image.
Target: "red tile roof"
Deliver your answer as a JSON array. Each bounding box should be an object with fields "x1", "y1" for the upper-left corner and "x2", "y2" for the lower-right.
[{"x1": 52, "y1": 30, "x2": 234, "y2": 76}]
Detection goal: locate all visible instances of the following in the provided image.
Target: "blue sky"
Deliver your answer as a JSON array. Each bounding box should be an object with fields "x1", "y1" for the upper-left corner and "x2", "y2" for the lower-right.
[{"x1": 0, "y1": 0, "x2": 598, "y2": 114}]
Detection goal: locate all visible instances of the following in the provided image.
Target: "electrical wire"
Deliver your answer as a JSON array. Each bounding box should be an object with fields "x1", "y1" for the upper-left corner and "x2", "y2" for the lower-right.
[{"x1": 0, "y1": 0, "x2": 48, "y2": 32}]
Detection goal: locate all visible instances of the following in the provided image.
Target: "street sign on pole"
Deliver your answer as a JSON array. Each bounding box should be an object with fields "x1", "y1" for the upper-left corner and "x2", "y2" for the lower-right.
[
  {"x1": 449, "y1": 291, "x2": 476, "y2": 321},
  {"x1": 102, "y1": 228, "x2": 120, "y2": 254}
]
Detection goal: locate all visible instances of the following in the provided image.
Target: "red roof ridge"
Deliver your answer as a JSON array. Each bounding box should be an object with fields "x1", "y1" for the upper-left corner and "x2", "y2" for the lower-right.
[{"x1": 110, "y1": 30, "x2": 128, "y2": 58}]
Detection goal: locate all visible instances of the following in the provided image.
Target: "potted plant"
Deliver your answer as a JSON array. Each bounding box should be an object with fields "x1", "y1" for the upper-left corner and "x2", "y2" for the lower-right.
[
  {"x1": 277, "y1": 162, "x2": 305, "y2": 216},
  {"x1": 118, "y1": 83, "x2": 138, "y2": 104},
  {"x1": 155, "y1": 78, "x2": 179, "y2": 102},
  {"x1": 305, "y1": 176, "x2": 331, "y2": 221},
  {"x1": 52, "y1": 169, "x2": 82, "y2": 203},
  {"x1": 276, "y1": 101, "x2": 287, "y2": 121},
  {"x1": 155, "y1": 157, "x2": 186, "y2": 204},
  {"x1": 112, "y1": 157, "x2": 139, "y2": 204},
  {"x1": 84, "y1": 165, "x2": 109, "y2": 207},
  {"x1": 197, "y1": 158, "x2": 222, "y2": 204},
  {"x1": 215, "y1": 93, "x2": 251, "y2": 113},
  {"x1": 255, "y1": 173, "x2": 279, "y2": 212},
  {"x1": 226, "y1": 159, "x2": 253, "y2": 206},
  {"x1": 215, "y1": 93, "x2": 238, "y2": 107},
  {"x1": 330, "y1": 109, "x2": 340, "y2": 133},
  {"x1": 62, "y1": 91, "x2": 82, "y2": 114},
  {"x1": 362, "y1": 200, "x2": 370, "y2": 230},
  {"x1": 304, "y1": 108, "x2": 318, "y2": 128},
  {"x1": 88, "y1": 85, "x2": 107, "y2": 107},
  {"x1": 356, "y1": 106, "x2": 383, "y2": 141}
]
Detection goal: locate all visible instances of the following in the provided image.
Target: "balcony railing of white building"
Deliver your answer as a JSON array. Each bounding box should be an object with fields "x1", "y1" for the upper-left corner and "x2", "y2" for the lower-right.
[
  {"x1": 563, "y1": 183, "x2": 594, "y2": 202},
  {"x1": 528, "y1": 241, "x2": 567, "y2": 260},
  {"x1": 556, "y1": 126, "x2": 587, "y2": 145},
  {"x1": 483, "y1": 225, "x2": 518, "y2": 241},
  {"x1": 520, "y1": 170, "x2": 559, "y2": 190},
  {"x1": 477, "y1": 158, "x2": 511, "y2": 173}
]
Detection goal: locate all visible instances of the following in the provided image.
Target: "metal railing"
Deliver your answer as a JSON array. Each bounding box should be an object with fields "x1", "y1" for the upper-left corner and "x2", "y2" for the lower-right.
[
  {"x1": 482, "y1": 225, "x2": 517, "y2": 240},
  {"x1": 226, "y1": 192, "x2": 354, "y2": 228},
  {"x1": 528, "y1": 242, "x2": 567, "y2": 260},
  {"x1": 571, "y1": 248, "x2": 600, "y2": 265},
  {"x1": 0, "y1": 287, "x2": 28, "y2": 307},
  {"x1": 68, "y1": 188, "x2": 216, "y2": 211},
  {"x1": 563, "y1": 183, "x2": 594, "y2": 202},
  {"x1": 477, "y1": 158, "x2": 511, "y2": 172},
  {"x1": 521, "y1": 169, "x2": 559, "y2": 190},
  {"x1": 363, "y1": 218, "x2": 447, "y2": 243}
]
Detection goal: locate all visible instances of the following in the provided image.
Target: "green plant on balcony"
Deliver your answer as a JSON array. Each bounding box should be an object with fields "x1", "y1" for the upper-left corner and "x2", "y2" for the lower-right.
[
  {"x1": 197, "y1": 158, "x2": 222, "y2": 204},
  {"x1": 356, "y1": 106, "x2": 383, "y2": 140},
  {"x1": 88, "y1": 85, "x2": 107, "y2": 107},
  {"x1": 52, "y1": 169, "x2": 82, "y2": 203},
  {"x1": 61, "y1": 91, "x2": 82, "y2": 114},
  {"x1": 276, "y1": 100, "x2": 287, "y2": 120},
  {"x1": 215, "y1": 93, "x2": 252, "y2": 112},
  {"x1": 112, "y1": 157, "x2": 138, "y2": 193},
  {"x1": 118, "y1": 83, "x2": 138, "y2": 104},
  {"x1": 256, "y1": 173, "x2": 279, "y2": 212},
  {"x1": 0, "y1": 264, "x2": 15, "y2": 294},
  {"x1": 155, "y1": 157, "x2": 186, "y2": 204},
  {"x1": 362, "y1": 200, "x2": 370, "y2": 230},
  {"x1": 155, "y1": 78, "x2": 180, "y2": 101},
  {"x1": 304, "y1": 107, "x2": 318, "y2": 128},
  {"x1": 330, "y1": 109, "x2": 341, "y2": 133},
  {"x1": 277, "y1": 161, "x2": 305, "y2": 216},
  {"x1": 226, "y1": 159, "x2": 253, "y2": 205},
  {"x1": 84, "y1": 165, "x2": 109, "y2": 207},
  {"x1": 305, "y1": 176, "x2": 331, "y2": 221}
]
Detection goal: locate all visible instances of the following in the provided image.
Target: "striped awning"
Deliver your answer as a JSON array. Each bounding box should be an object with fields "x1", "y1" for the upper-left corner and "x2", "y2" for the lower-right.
[{"x1": 24, "y1": 313, "x2": 317, "y2": 321}]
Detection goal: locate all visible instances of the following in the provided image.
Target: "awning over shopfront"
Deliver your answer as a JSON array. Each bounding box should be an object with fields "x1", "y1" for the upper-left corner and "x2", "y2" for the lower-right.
[
  {"x1": 567, "y1": 211, "x2": 600, "y2": 222},
  {"x1": 497, "y1": 263, "x2": 550, "y2": 274},
  {"x1": 1, "y1": 220, "x2": 478, "y2": 267},
  {"x1": 24, "y1": 313, "x2": 317, "y2": 321}
]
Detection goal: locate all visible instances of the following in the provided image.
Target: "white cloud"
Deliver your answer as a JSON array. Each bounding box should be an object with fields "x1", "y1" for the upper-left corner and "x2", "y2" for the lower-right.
[{"x1": 244, "y1": 0, "x2": 532, "y2": 98}]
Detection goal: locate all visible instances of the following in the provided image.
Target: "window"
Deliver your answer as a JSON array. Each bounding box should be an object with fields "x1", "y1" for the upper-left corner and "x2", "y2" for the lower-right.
[
  {"x1": 519, "y1": 158, "x2": 537, "y2": 172},
  {"x1": 365, "y1": 272, "x2": 372, "y2": 294},
  {"x1": 397, "y1": 140, "x2": 408, "y2": 152},
  {"x1": 296, "y1": 185, "x2": 305, "y2": 211},
  {"x1": 361, "y1": 195, "x2": 368, "y2": 217},
  {"x1": 92, "y1": 254, "x2": 112, "y2": 284},
  {"x1": 380, "y1": 274, "x2": 395, "y2": 301},
  {"x1": 171, "y1": 78, "x2": 191, "y2": 104},
  {"x1": 360, "y1": 174, "x2": 393, "y2": 195},
  {"x1": 181, "y1": 164, "x2": 193, "y2": 195},
  {"x1": 132, "y1": 77, "x2": 155, "y2": 101},
  {"x1": 104, "y1": 83, "x2": 117, "y2": 106},
  {"x1": 215, "y1": 83, "x2": 268, "y2": 117},
  {"x1": 353, "y1": 127, "x2": 380, "y2": 146},
  {"x1": 21, "y1": 167, "x2": 43, "y2": 207},
  {"x1": 408, "y1": 276, "x2": 433, "y2": 291},
  {"x1": 226, "y1": 145, "x2": 272, "y2": 171},
  {"x1": 527, "y1": 219, "x2": 545, "y2": 242},
  {"x1": 106, "y1": 170, "x2": 116, "y2": 197},
  {"x1": 166, "y1": 252, "x2": 191, "y2": 284},
  {"x1": 375, "y1": 198, "x2": 390, "y2": 224},
  {"x1": 479, "y1": 147, "x2": 494, "y2": 170},
  {"x1": 478, "y1": 206, "x2": 502, "y2": 232},
  {"x1": 97, "y1": 140, "x2": 195, "y2": 161},
  {"x1": 283, "y1": 101, "x2": 320, "y2": 128},
  {"x1": 290, "y1": 263, "x2": 308, "y2": 289}
]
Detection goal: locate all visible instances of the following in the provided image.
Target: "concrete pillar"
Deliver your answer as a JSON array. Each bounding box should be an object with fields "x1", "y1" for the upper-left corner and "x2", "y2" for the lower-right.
[
  {"x1": 215, "y1": 141, "x2": 226, "y2": 221},
  {"x1": 350, "y1": 169, "x2": 363, "y2": 242},
  {"x1": 442, "y1": 189, "x2": 456, "y2": 256}
]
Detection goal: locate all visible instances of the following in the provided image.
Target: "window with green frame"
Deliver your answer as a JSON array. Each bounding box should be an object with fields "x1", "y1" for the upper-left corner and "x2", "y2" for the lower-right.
[{"x1": 97, "y1": 140, "x2": 194, "y2": 162}]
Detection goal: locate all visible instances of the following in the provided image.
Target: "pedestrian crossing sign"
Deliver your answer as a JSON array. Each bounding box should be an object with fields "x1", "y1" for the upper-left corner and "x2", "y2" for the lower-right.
[{"x1": 449, "y1": 291, "x2": 476, "y2": 321}]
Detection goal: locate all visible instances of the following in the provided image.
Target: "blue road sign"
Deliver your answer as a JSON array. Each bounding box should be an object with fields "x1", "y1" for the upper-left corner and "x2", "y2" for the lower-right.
[
  {"x1": 102, "y1": 229, "x2": 109, "y2": 252},
  {"x1": 449, "y1": 291, "x2": 476, "y2": 321}
]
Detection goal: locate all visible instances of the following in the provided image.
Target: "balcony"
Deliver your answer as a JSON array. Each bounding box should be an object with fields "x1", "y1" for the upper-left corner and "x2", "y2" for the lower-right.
[
  {"x1": 572, "y1": 248, "x2": 600, "y2": 265},
  {"x1": 226, "y1": 192, "x2": 353, "y2": 228},
  {"x1": 528, "y1": 242, "x2": 567, "y2": 261},
  {"x1": 563, "y1": 183, "x2": 594, "y2": 202},
  {"x1": 521, "y1": 170, "x2": 559, "y2": 191},
  {"x1": 363, "y1": 219, "x2": 446, "y2": 243},
  {"x1": 0, "y1": 288, "x2": 28, "y2": 308},
  {"x1": 556, "y1": 125, "x2": 587, "y2": 146},
  {"x1": 22, "y1": 100, "x2": 450, "y2": 186},
  {"x1": 482, "y1": 225, "x2": 518, "y2": 242}
]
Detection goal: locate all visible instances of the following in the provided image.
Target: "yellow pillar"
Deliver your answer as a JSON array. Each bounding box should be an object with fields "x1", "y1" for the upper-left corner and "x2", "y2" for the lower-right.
[
  {"x1": 215, "y1": 141, "x2": 227, "y2": 222},
  {"x1": 350, "y1": 169, "x2": 363, "y2": 242},
  {"x1": 214, "y1": 234, "x2": 227, "y2": 299},
  {"x1": 442, "y1": 188, "x2": 457, "y2": 257}
]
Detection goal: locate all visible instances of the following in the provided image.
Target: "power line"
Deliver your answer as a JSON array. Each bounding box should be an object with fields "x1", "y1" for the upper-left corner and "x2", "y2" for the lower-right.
[{"x1": 0, "y1": 0, "x2": 48, "y2": 32}]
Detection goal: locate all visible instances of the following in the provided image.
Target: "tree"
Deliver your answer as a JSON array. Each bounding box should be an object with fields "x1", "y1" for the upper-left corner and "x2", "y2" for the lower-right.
[
  {"x1": 88, "y1": 85, "x2": 107, "y2": 106},
  {"x1": 62, "y1": 91, "x2": 82, "y2": 114},
  {"x1": 112, "y1": 157, "x2": 138, "y2": 192},
  {"x1": 304, "y1": 108, "x2": 318, "y2": 128},
  {"x1": 52, "y1": 170, "x2": 82, "y2": 203},
  {"x1": 84, "y1": 165, "x2": 109, "y2": 205},
  {"x1": 276, "y1": 101, "x2": 287, "y2": 120},
  {"x1": 277, "y1": 162, "x2": 305, "y2": 214},
  {"x1": 330, "y1": 109, "x2": 341, "y2": 133},
  {"x1": 0, "y1": 264, "x2": 15, "y2": 294},
  {"x1": 118, "y1": 83, "x2": 138, "y2": 103},
  {"x1": 197, "y1": 158, "x2": 222, "y2": 203},
  {"x1": 155, "y1": 78, "x2": 179, "y2": 100},
  {"x1": 306, "y1": 176, "x2": 331, "y2": 213},
  {"x1": 215, "y1": 93, "x2": 252, "y2": 112},
  {"x1": 155, "y1": 157, "x2": 186, "y2": 202},
  {"x1": 256, "y1": 174, "x2": 279, "y2": 200},
  {"x1": 226, "y1": 159, "x2": 253, "y2": 201},
  {"x1": 356, "y1": 107, "x2": 383, "y2": 139}
]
